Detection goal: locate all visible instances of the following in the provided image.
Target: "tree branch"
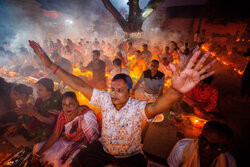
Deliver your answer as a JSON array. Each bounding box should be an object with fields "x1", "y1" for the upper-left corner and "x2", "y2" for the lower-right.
[
  {"x1": 142, "y1": 0, "x2": 165, "y2": 20},
  {"x1": 102, "y1": 0, "x2": 128, "y2": 31}
]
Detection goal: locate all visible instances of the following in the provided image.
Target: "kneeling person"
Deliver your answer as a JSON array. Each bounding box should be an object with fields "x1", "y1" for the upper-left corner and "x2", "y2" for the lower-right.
[{"x1": 32, "y1": 91, "x2": 99, "y2": 167}]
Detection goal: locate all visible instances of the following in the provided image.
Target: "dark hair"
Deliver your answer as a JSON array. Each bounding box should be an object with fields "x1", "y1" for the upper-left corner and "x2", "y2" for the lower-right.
[
  {"x1": 203, "y1": 121, "x2": 233, "y2": 140},
  {"x1": 92, "y1": 50, "x2": 100, "y2": 56},
  {"x1": 136, "y1": 50, "x2": 141, "y2": 54},
  {"x1": 143, "y1": 44, "x2": 148, "y2": 48},
  {"x1": 112, "y1": 74, "x2": 133, "y2": 90},
  {"x1": 116, "y1": 52, "x2": 122, "y2": 58},
  {"x1": 151, "y1": 59, "x2": 159, "y2": 65},
  {"x1": 202, "y1": 75, "x2": 214, "y2": 84},
  {"x1": 61, "y1": 91, "x2": 78, "y2": 102},
  {"x1": 12, "y1": 84, "x2": 33, "y2": 95},
  {"x1": 113, "y1": 58, "x2": 122, "y2": 66},
  {"x1": 37, "y1": 78, "x2": 54, "y2": 93}
]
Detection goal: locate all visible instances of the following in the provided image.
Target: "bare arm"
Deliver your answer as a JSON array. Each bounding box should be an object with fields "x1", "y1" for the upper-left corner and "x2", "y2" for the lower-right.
[
  {"x1": 145, "y1": 87, "x2": 182, "y2": 118},
  {"x1": 145, "y1": 51, "x2": 217, "y2": 119},
  {"x1": 29, "y1": 40, "x2": 93, "y2": 100}
]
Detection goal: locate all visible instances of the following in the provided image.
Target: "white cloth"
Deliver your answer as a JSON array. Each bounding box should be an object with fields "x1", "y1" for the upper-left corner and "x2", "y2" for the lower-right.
[
  {"x1": 167, "y1": 138, "x2": 237, "y2": 167},
  {"x1": 89, "y1": 89, "x2": 148, "y2": 157},
  {"x1": 33, "y1": 140, "x2": 77, "y2": 167}
]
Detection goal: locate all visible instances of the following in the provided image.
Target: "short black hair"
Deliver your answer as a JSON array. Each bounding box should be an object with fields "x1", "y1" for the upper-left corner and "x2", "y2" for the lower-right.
[
  {"x1": 143, "y1": 44, "x2": 148, "y2": 48},
  {"x1": 92, "y1": 50, "x2": 100, "y2": 56},
  {"x1": 12, "y1": 84, "x2": 33, "y2": 95},
  {"x1": 136, "y1": 50, "x2": 141, "y2": 54},
  {"x1": 203, "y1": 121, "x2": 233, "y2": 140},
  {"x1": 113, "y1": 58, "x2": 122, "y2": 66},
  {"x1": 112, "y1": 74, "x2": 133, "y2": 90},
  {"x1": 151, "y1": 59, "x2": 159, "y2": 65}
]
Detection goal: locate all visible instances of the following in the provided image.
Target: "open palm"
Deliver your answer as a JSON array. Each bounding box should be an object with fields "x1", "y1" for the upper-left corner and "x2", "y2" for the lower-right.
[
  {"x1": 29, "y1": 40, "x2": 53, "y2": 68},
  {"x1": 170, "y1": 51, "x2": 216, "y2": 94}
]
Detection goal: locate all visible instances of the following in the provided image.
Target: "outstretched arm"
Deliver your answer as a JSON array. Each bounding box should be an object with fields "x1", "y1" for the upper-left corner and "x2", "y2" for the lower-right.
[
  {"x1": 145, "y1": 51, "x2": 216, "y2": 118},
  {"x1": 29, "y1": 40, "x2": 93, "y2": 100}
]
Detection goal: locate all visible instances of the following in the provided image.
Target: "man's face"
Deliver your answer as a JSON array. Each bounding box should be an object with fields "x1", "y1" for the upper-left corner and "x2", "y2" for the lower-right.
[
  {"x1": 110, "y1": 79, "x2": 130, "y2": 107},
  {"x1": 198, "y1": 128, "x2": 229, "y2": 160},
  {"x1": 92, "y1": 53, "x2": 99, "y2": 61},
  {"x1": 150, "y1": 62, "x2": 159, "y2": 73}
]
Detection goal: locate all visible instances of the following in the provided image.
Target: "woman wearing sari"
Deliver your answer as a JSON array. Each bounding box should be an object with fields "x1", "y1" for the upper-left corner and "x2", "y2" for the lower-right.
[
  {"x1": 18, "y1": 78, "x2": 62, "y2": 142},
  {"x1": 32, "y1": 91, "x2": 99, "y2": 167}
]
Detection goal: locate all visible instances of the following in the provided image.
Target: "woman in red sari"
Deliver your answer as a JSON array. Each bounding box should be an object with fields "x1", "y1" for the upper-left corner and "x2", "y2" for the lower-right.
[{"x1": 32, "y1": 91, "x2": 99, "y2": 167}]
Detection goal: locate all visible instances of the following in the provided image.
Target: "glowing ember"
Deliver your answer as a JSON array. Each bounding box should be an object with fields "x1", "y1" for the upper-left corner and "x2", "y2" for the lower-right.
[
  {"x1": 201, "y1": 44, "x2": 244, "y2": 75},
  {"x1": 189, "y1": 115, "x2": 208, "y2": 129}
]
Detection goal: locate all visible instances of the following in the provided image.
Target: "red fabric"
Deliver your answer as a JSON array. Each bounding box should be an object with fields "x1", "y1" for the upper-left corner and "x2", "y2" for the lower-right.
[
  {"x1": 54, "y1": 107, "x2": 99, "y2": 143},
  {"x1": 183, "y1": 84, "x2": 218, "y2": 112},
  {"x1": 42, "y1": 10, "x2": 60, "y2": 19}
]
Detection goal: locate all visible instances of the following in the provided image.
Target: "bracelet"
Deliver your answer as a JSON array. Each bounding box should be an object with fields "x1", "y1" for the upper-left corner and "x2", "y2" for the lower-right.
[{"x1": 53, "y1": 65, "x2": 60, "y2": 74}]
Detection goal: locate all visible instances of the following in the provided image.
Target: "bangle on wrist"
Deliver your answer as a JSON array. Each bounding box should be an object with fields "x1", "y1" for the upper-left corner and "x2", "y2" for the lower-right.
[{"x1": 53, "y1": 65, "x2": 60, "y2": 74}]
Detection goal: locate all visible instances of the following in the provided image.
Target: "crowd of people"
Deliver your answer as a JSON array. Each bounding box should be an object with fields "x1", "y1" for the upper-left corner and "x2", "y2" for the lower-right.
[{"x1": 0, "y1": 29, "x2": 247, "y2": 166}]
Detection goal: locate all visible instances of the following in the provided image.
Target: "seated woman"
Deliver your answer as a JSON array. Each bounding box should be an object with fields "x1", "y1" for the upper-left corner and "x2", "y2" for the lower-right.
[
  {"x1": 0, "y1": 80, "x2": 33, "y2": 136},
  {"x1": 32, "y1": 91, "x2": 99, "y2": 167},
  {"x1": 18, "y1": 78, "x2": 62, "y2": 142}
]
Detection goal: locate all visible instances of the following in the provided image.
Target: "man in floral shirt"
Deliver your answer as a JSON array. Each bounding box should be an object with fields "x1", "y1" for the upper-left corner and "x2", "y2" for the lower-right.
[{"x1": 29, "y1": 40, "x2": 216, "y2": 167}]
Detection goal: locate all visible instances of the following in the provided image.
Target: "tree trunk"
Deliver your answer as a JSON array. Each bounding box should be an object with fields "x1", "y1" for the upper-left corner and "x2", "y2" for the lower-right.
[{"x1": 102, "y1": 0, "x2": 165, "y2": 38}]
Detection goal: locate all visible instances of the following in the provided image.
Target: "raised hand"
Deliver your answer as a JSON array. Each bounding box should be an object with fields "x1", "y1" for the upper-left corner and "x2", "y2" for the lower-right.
[
  {"x1": 170, "y1": 50, "x2": 216, "y2": 94},
  {"x1": 29, "y1": 40, "x2": 53, "y2": 69}
]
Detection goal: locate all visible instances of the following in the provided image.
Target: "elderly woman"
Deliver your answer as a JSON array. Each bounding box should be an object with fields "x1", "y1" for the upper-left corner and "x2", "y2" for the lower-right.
[
  {"x1": 18, "y1": 78, "x2": 62, "y2": 142},
  {"x1": 32, "y1": 91, "x2": 99, "y2": 167}
]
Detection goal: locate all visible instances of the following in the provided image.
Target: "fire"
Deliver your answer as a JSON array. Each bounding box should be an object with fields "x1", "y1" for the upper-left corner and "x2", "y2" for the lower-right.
[
  {"x1": 189, "y1": 115, "x2": 207, "y2": 129},
  {"x1": 164, "y1": 78, "x2": 172, "y2": 88},
  {"x1": 201, "y1": 44, "x2": 244, "y2": 75},
  {"x1": 73, "y1": 68, "x2": 93, "y2": 79}
]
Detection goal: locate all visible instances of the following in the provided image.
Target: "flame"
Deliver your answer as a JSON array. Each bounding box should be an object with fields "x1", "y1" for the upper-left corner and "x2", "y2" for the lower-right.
[
  {"x1": 73, "y1": 68, "x2": 93, "y2": 79},
  {"x1": 201, "y1": 44, "x2": 244, "y2": 75},
  {"x1": 189, "y1": 115, "x2": 208, "y2": 128}
]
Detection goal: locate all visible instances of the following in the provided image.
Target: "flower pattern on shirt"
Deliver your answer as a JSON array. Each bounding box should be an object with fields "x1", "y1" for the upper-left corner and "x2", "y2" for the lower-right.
[{"x1": 89, "y1": 89, "x2": 148, "y2": 157}]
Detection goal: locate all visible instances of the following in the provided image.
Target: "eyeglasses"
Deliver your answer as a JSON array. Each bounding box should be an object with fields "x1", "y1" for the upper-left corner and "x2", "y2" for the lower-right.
[{"x1": 198, "y1": 134, "x2": 227, "y2": 152}]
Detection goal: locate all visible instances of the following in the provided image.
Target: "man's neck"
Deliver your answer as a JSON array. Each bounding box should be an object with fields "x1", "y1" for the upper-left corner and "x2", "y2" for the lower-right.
[
  {"x1": 151, "y1": 70, "x2": 157, "y2": 77},
  {"x1": 114, "y1": 98, "x2": 129, "y2": 111}
]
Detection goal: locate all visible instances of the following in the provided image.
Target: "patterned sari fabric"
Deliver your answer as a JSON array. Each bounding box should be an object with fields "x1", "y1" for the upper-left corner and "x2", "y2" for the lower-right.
[
  {"x1": 33, "y1": 107, "x2": 99, "y2": 167},
  {"x1": 25, "y1": 90, "x2": 62, "y2": 142}
]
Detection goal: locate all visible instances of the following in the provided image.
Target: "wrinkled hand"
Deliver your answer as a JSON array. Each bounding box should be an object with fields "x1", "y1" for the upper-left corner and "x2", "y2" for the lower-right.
[
  {"x1": 29, "y1": 40, "x2": 53, "y2": 69},
  {"x1": 170, "y1": 51, "x2": 216, "y2": 94}
]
